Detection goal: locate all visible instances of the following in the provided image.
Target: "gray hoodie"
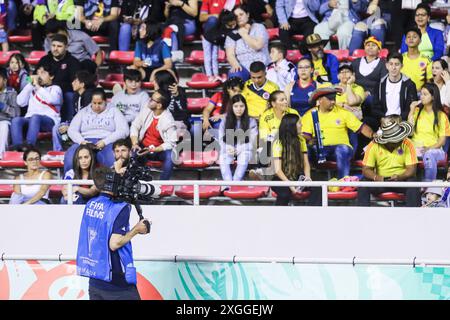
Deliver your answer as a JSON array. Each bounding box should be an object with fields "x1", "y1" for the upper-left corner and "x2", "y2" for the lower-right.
[
  {"x1": 111, "y1": 89, "x2": 149, "y2": 124},
  {"x1": 68, "y1": 104, "x2": 130, "y2": 145},
  {"x1": 0, "y1": 87, "x2": 20, "y2": 122}
]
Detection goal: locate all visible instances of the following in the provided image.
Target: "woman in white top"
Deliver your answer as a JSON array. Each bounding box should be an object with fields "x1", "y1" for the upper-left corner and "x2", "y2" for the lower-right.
[
  {"x1": 9, "y1": 148, "x2": 52, "y2": 204},
  {"x1": 432, "y1": 59, "x2": 450, "y2": 108}
]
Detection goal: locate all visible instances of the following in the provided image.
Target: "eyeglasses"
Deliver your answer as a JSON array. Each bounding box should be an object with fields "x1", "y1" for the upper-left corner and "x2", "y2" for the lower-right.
[
  {"x1": 298, "y1": 66, "x2": 311, "y2": 70},
  {"x1": 415, "y1": 13, "x2": 428, "y2": 17},
  {"x1": 26, "y1": 157, "x2": 40, "y2": 162},
  {"x1": 150, "y1": 97, "x2": 161, "y2": 104}
]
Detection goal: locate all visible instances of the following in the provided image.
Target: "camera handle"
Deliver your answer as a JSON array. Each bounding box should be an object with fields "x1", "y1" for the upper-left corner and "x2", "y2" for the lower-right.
[{"x1": 134, "y1": 202, "x2": 151, "y2": 234}]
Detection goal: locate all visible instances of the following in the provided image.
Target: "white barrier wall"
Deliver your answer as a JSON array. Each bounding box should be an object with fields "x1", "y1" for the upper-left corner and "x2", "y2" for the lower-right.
[{"x1": 1, "y1": 205, "x2": 450, "y2": 262}]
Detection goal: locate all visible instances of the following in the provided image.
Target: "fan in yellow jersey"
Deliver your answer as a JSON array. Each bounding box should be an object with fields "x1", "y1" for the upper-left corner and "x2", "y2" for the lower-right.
[
  {"x1": 242, "y1": 61, "x2": 279, "y2": 119},
  {"x1": 401, "y1": 27, "x2": 433, "y2": 90},
  {"x1": 302, "y1": 86, "x2": 375, "y2": 179},
  {"x1": 357, "y1": 115, "x2": 421, "y2": 207},
  {"x1": 408, "y1": 83, "x2": 448, "y2": 181}
]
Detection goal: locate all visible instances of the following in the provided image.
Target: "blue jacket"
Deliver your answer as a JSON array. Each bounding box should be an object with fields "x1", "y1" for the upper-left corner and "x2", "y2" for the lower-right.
[
  {"x1": 305, "y1": 52, "x2": 340, "y2": 84},
  {"x1": 400, "y1": 26, "x2": 445, "y2": 61},
  {"x1": 276, "y1": 0, "x2": 321, "y2": 24},
  {"x1": 319, "y1": 0, "x2": 369, "y2": 24}
]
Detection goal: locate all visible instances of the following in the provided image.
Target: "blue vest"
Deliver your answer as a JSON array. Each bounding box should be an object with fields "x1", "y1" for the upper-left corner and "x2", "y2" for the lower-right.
[{"x1": 76, "y1": 195, "x2": 137, "y2": 285}]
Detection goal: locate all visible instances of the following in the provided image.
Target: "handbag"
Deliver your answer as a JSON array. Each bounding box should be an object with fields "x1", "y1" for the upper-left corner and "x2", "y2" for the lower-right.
[{"x1": 401, "y1": 0, "x2": 421, "y2": 10}]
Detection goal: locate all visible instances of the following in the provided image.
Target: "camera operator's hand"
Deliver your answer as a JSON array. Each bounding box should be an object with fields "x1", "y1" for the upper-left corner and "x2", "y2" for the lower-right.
[
  {"x1": 134, "y1": 219, "x2": 151, "y2": 234},
  {"x1": 132, "y1": 144, "x2": 142, "y2": 152}
]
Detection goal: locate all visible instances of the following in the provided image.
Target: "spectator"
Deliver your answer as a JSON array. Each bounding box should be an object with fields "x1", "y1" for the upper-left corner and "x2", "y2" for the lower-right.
[
  {"x1": 241, "y1": 0, "x2": 274, "y2": 26},
  {"x1": 219, "y1": 94, "x2": 257, "y2": 182},
  {"x1": 335, "y1": 63, "x2": 366, "y2": 153},
  {"x1": 408, "y1": 83, "x2": 447, "y2": 181},
  {"x1": 431, "y1": 59, "x2": 450, "y2": 108},
  {"x1": 164, "y1": 0, "x2": 199, "y2": 51},
  {"x1": 275, "y1": 0, "x2": 320, "y2": 50},
  {"x1": 271, "y1": 113, "x2": 321, "y2": 206},
  {"x1": 119, "y1": 0, "x2": 166, "y2": 51},
  {"x1": 401, "y1": 26, "x2": 432, "y2": 91},
  {"x1": 12, "y1": 64, "x2": 62, "y2": 151},
  {"x1": 130, "y1": 90, "x2": 178, "y2": 180},
  {"x1": 75, "y1": 0, "x2": 120, "y2": 50},
  {"x1": 32, "y1": 0, "x2": 75, "y2": 49},
  {"x1": 400, "y1": 3, "x2": 444, "y2": 62},
  {"x1": 0, "y1": 67, "x2": 20, "y2": 157},
  {"x1": 266, "y1": 43, "x2": 296, "y2": 91},
  {"x1": 348, "y1": 0, "x2": 387, "y2": 54},
  {"x1": 6, "y1": 0, "x2": 17, "y2": 32},
  {"x1": 250, "y1": 90, "x2": 300, "y2": 181},
  {"x1": 314, "y1": 0, "x2": 368, "y2": 50},
  {"x1": 65, "y1": 88, "x2": 129, "y2": 173},
  {"x1": 129, "y1": 22, "x2": 173, "y2": 82},
  {"x1": 154, "y1": 70, "x2": 189, "y2": 139},
  {"x1": 241, "y1": 61, "x2": 279, "y2": 119},
  {"x1": 302, "y1": 86, "x2": 375, "y2": 179},
  {"x1": 112, "y1": 138, "x2": 132, "y2": 175},
  {"x1": 38, "y1": 33, "x2": 81, "y2": 122},
  {"x1": 201, "y1": 8, "x2": 237, "y2": 82},
  {"x1": 9, "y1": 147, "x2": 53, "y2": 205},
  {"x1": 225, "y1": 5, "x2": 270, "y2": 81},
  {"x1": 285, "y1": 57, "x2": 320, "y2": 116},
  {"x1": 357, "y1": 116, "x2": 421, "y2": 207},
  {"x1": 61, "y1": 144, "x2": 98, "y2": 204},
  {"x1": 44, "y1": 21, "x2": 104, "y2": 74},
  {"x1": 305, "y1": 33, "x2": 339, "y2": 84},
  {"x1": 202, "y1": 77, "x2": 245, "y2": 136},
  {"x1": 19, "y1": 1, "x2": 36, "y2": 30},
  {"x1": 53, "y1": 70, "x2": 96, "y2": 151},
  {"x1": 372, "y1": 53, "x2": 417, "y2": 123},
  {"x1": 7, "y1": 53, "x2": 30, "y2": 94},
  {"x1": 0, "y1": 0, "x2": 8, "y2": 52},
  {"x1": 111, "y1": 69, "x2": 149, "y2": 125}
]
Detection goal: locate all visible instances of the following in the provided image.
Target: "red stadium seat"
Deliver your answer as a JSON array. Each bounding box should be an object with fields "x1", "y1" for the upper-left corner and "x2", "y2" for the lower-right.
[
  {"x1": 0, "y1": 151, "x2": 25, "y2": 168},
  {"x1": 99, "y1": 73, "x2": 124, "y2": 89},
  {"x1": 108, "y1": 50, "x2": 134, "y2": 65},
  {"x1": 26, "y1": 51, "x2": 46, "y2": 65},
  {"x1": 286, "y1": 50, "x2": 302, "y2": 63},
  {"x1": 352, "y1": 160, "x2": 364, "y2": 168},
  {"x1": 328, "y1": 191, "x2": 358, "y2": 200},
  {"x1": 92, "y1": 36, "x2": 109, "y2": 44},
  {"x1": 0, "y1": 184, "x2": 13, "y2": 197},
  {"x1": 37, "y1": 132, "x2": 52, "y2": 140},
  {"x1": 379, "y1": 48, "x2": 389, "y2": 59},
  {"x1": 350, "y1": 48, "x2": 389, "y2": 61},
  {"x1": 187, "y1": 97, "x2": 210, "y2": 113},
  {"x1": 317, "y1": 161, "x2": 337, "y2": 170},
  {"x1": 291, "y1": 34, "x2": 304, "y2": 42},
  {"x1": 41, "y1": 151, "x2": 65, "y2": 169},
  {"x1": 375, "y1": 192, "x2": 405, "y2": 201},
  {"x1": 186, "y1": 73, "x2": 222, "y2": 89},
  {"x1": 223, "y1": 186, "x2": 270, "y2": 199},
  {"x1": 142, "y1": 82, "x2": 155, "y2": 89},
  {"x1": 0, "y1": 50, "x2": 21, "y2": 65},
  {"x1": 8, "y1": 29, "x2": 32, "y2": 43},
  {"x1": 185, "y1": 50, "x2": 226, "y2": 65},
  {"x1": 431, "y1": 8, "x2": 447, "y2": 19},
  {"x1": 175, "y1": 185, "x2": 222, "y2": 199},
  {"x1": 176, "y1": 150, "x2": 219, "y2": 168},
  {"x1": 271, "y1": 190, "x2": 311, "y2": 200},
  {"x1": 267, "y1": 28, "x2": 279, "y2": 41},
  {"x1": 159, "y1": 185, "x2": 174, "y2": 197},
  {"x1": 324, "y1": 49, "x2": 349, "y2": 62},
  {"x1": 49, "y1": 185, "x2": 63, "y2": 198},
  {"x1": 184, "y1": 34, "x2": 197, "y2": 42}
]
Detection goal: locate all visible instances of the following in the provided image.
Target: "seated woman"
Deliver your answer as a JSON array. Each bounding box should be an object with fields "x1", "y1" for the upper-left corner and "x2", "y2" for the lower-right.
[
  {"x1": 408, "y1": 83, "x2": 448, "y2": 181},
  {"x1": 61, "y1": 144, "x2": 98, "y2": 204},
  {"x1": 271, "y1": 113, "x2": 320, "y2": 206},
  {"x1": 219, "y1": 94, "x2": 257, "y2": 182},
  {"x1": 164, "y1": 0, "x2": 198, "y2": 51},
  {"x1": 129, "y1": 22, "x2": 173, "y2": 82},
  {"x1": 225, "y1": 5, "x2": 270, "y2": 81},
  {"x1": 64, "y1": 88, "x2": 129, "y2": 173},
  {"x1": 9, "y1": 148, "x2": 53, "y2": 205}
]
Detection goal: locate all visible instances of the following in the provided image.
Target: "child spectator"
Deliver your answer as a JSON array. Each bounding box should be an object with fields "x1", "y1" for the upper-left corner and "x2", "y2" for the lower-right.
[
  {"x1": 219, "y1": 94, "x2": 257, "y2": 182},
  {"x1": 7, "y1": 53, "x2": 30, "y2": 94},
  {"x1": 12, "y1": 64, "x2": 62, "y2": 151},
  {"x1": 266, "y1": 43, "x2": 296, "y2": 91},
  {"x1": 111, "y1": 69, "x2": 149, "y2": 125},
  {"x1": 0, "y1": 67, "x2": 20, "y2": 157},
  {"x1": 129, "y1": 22, "x2": 173, "y2": 82}
]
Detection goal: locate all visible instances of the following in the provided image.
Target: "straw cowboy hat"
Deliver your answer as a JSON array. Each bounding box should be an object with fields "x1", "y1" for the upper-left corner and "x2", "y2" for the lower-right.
[{"x1": 374, "y1": 117, "x2": 413, "y2": 144}]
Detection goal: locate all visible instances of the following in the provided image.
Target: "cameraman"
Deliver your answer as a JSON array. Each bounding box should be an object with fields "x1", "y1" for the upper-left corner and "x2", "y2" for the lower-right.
[{"x1": 76, "y1": 166, "x2": 150, "y2": 300}]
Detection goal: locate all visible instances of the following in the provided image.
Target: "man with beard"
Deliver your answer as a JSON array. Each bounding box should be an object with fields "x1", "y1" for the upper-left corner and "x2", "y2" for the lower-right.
[
  {"x1": 37, "y1": 33, "x2": 81, "y2": 122},
  {"x1": 113, "y1": 138, "x2": 132, "y2": 175},
  {"x1": 305, "y1": 33, "x2": 339, "y2": 84}
]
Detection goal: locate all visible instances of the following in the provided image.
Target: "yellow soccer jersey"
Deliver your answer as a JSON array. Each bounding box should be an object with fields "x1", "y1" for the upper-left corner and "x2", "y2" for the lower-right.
[
  {"x1": 259, "y1": 107, "x2": 300, "y2": 141},
  {"x1": 401, "y1": 53, "x2": 432, "y2": 90},
  {"x1": 242, "y1": 80, "x2": 279, "y2": 118},
  {"x1": 272, "y1": 136, "x2": 307, "y2": 158},
  {"x1": 411, "y1": 109, "x2": 448, "y2": 147}
]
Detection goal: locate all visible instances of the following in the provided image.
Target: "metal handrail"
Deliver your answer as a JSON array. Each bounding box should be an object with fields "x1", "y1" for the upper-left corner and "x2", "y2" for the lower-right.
[{"x1": 1, "y1": 179, "x2": 450, "y2": 206}]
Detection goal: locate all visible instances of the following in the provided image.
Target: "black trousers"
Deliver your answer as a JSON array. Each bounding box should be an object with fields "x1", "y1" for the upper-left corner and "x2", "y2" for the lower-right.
[
  {"x1": 390, "y1": 2, "x2": 415, "y2": 52},
  {"x1": 89, "y1": 285, "x2": 141, "y2": 300},
  {"x1": 357, "y1": 177, "x2": 421, "y2": 207},
  {"x1": 279, "y1": 16, "x2": 316, "y2": 50},
  {"x1": 272, "y1": 177, "x2": 322, "y2": 206},
  {"x1": 85, "y1": 19, "x2": 119, "y2": 51}
]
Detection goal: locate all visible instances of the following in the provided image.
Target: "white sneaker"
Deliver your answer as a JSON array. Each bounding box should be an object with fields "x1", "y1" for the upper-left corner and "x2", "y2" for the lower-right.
[
  {"x1": 249, "y1": 168, "x2": 264, "y2": 181},
  {"x1": 171, "y1": 50, "x2": 184, "y2": 63}
]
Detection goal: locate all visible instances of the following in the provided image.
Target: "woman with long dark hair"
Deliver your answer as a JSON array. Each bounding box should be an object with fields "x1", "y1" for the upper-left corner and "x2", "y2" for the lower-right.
[
  {"x1": 408, "y1": 82, "x2": 447, "y2": 181},
  {"x1": 218, "y1": 94, "x2": 257, "y2": 181},
  {"x1": 61, "y1": 144, "x2": 98, "y2": 204}
]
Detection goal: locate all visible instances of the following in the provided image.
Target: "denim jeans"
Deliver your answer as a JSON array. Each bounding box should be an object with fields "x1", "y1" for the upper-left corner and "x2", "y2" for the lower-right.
[
  {"x1": 7, "y1": 0, "x2": 17, "y2": 31},
  {"x1": 219, "y1": 143, "x2": 252, "y2": 181},
  {"x1": 202, "y1": 16, "x2": 219, "y2": 76},
  {"x1": 144, "y1": 149, "x2": 174, "y2": 180},
  {"x1": 119, "y1": 22, "x2": 133, "y2": 51},
  {"x1": 348, "y1": 13, "x2": 390, "y2": 54},
  {"x1": 228, "y1": 67, "x2": 250, "y2": 82},
  {"x1": 310, "y1": 144, "x2": 353, "y2": 179},
  {"x1": 11, "y1": 115, "x2": 55, "y2": 148},
  {"x1": 64, "y1": 138, "x2": 115, "y2": 173},
  {"x1": 171, "y1": 19, "x2": 196, "y2": 51},
  {"x1": 62, "y1": 91, "x2": 75, "y2": 122},
  {"x1": 422, "y1": 148, "x2": 446, "y2": 181},
  {"x1": 52, "y1": 123, "x2": 65, "y2": 151}
]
